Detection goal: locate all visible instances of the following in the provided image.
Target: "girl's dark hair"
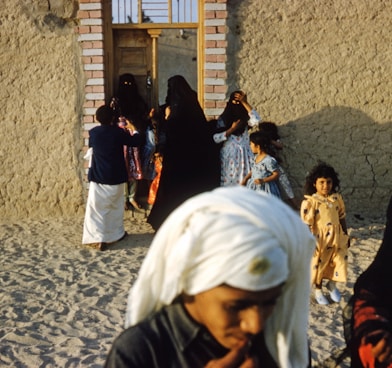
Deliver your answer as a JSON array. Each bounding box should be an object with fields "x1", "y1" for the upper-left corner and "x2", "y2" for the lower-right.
[
  {"x1": 258, "y1": 121, "x2": 280, "y2": 141},
  {"x1": 249, "y1": 131, "x2": 272, "y2": 153},
  {"x1": 304, "y1": 161, "x2": 340, "y2": 195}
]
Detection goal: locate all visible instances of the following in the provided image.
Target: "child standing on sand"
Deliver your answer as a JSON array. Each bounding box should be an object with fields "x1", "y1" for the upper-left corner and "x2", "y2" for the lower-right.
[
  {"x1": 258, "y1": 121, "x2": 298, "y2": 209},
  {"x1": 241, "y1": 131, "x2": 280, "y2": 198},
  {"x1": 300, "y1": 162, "x2": 350, "y2": 305}
]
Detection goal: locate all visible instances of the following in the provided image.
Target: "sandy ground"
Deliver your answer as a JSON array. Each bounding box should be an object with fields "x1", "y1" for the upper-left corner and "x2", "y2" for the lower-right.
[{"x1": 0, "y1": 210, "x2": 386, "y2": 367}]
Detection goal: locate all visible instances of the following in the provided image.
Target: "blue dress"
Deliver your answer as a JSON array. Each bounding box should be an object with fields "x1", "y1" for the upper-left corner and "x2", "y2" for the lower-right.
[{"x1": 246, "y1": 154, "x2": 281, "y2": 198}]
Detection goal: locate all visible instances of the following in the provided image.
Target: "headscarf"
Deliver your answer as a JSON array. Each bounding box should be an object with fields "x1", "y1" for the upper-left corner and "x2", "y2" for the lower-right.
[
  {"x1": 125, "y1": 186, "x2": 315, "y2": 368},
  {"x1": 165, "y1": 75, "x2": 207, "y2": 128},
  {"x1": 219, "y1": 91, "x2": 250, "y2": 136},
  {"x1": 116, "y1": 73, "x2": 148, "y2": 130}
]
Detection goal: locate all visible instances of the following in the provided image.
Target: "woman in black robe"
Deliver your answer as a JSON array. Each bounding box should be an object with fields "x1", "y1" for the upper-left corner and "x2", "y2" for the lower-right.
[{"x1": 147, "y1": 75, "x2": 220, "y2": 231}]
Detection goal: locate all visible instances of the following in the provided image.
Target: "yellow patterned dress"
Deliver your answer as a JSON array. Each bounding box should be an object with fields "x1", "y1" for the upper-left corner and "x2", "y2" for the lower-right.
[{"x1": 301, "y1": 193, "x2": 349, "y2": 285}]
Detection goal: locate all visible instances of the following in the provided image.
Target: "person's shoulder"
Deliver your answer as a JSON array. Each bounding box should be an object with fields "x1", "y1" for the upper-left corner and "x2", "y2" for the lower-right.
[
  {"x1": 265, "y1": 154, "x2": 278, "y2": 165},
  {"x1": 89, "y1": 125, "x2": 101, "y2": 133},
  {"x1": 269, "y1": 155, "x2": 278, "y2": 163},
  {"x1": 106, "y1": 312, "x2": 170, "y2": 367},
  {"x1": 122, "y1": 304, "x2": 176, "y2": 343}
]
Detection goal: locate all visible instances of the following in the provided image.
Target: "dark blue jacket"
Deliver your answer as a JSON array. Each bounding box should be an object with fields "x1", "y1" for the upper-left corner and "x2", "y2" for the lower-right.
[{"x1": 88, "y1": 125, "x2": 141, "y2": 185}]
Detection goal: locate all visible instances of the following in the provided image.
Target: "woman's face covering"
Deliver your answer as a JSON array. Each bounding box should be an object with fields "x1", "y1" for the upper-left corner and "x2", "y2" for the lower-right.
[{"x1": 184, "y1": 284, "x2": 283, "y2": 349}]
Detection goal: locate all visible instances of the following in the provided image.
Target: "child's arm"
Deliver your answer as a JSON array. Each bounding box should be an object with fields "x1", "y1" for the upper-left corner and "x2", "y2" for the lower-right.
[
  {"x1": 300, "y1": 198, "x2": 315, "y2": 234},
  {"x1": 241, "y1": 172, "x2": 251, "y2": 186},
  {"x1": 254, "y1": 170, "x2": 279, "y2": 185},
  {"x1": 340, "y1": 217, "x2": 351, "y2": 247},
  {"x1": 340, "y1": 218, "x2": 348, "y2": 234},
  {"x1": 338, "y1": 194, "x2": 350, "y2": 247}
]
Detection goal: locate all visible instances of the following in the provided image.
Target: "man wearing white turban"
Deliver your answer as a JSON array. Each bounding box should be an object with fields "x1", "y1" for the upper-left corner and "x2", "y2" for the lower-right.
[{"x1": 105, "y1": 186, "x2": 315, "y2": 367}]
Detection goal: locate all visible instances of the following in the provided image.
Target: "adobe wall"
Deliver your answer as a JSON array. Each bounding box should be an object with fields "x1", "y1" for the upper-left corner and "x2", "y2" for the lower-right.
[
  {"x1": 227, "y1": 0, "x2": 392, "y2": 217},
  {"x1": 0, "y1": 0, "x2": 86, "y2": 220},
  {"x1": 1, "y1": 0, "x2": 390, "y2": 221}
]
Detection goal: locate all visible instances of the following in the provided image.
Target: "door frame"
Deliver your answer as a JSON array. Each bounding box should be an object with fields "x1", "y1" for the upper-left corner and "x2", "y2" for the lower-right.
[{"x1": 103, "y1": 0, "x2": 204, "y2": 107}]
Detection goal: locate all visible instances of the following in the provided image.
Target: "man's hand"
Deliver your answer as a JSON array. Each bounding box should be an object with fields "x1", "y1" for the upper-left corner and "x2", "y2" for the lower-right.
[{"x1": 204, "y1": 342, "x2": 258, "y2": 368}]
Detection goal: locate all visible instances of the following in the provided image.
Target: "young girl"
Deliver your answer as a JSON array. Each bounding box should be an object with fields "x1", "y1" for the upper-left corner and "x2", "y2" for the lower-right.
[
  {"x1": 301, "y1": 162, "x2": 350, "y2": 305},
  {"x1": 258, "y1": 121, "x2": 298, "y2": 209},
  {"x1": 241, "y1": 131, "x2": 280, "y2": 198}
]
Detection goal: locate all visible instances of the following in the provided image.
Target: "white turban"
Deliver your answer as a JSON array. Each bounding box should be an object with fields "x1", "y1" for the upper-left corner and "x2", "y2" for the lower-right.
[{"x1": 125, "y1": 186, "x2": 315, "y2": 368}]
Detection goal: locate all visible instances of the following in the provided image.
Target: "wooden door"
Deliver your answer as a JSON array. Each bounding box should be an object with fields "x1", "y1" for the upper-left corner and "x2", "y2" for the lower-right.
[{"x1": 113, "y1": 29, "x2": 153, "y2": 108}]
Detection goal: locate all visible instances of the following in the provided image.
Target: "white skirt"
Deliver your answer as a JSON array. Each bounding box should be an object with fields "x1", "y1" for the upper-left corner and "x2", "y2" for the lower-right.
[{"x1": 82, "y1": 182, "x2": 126, "y2": 244}]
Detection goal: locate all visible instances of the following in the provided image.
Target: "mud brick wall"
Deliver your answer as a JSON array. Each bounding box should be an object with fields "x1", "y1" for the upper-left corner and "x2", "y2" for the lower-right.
[
  {"x1": 227, "y1": 0, "x2": 392, "y2": 217},
  {"x1": 0, "y1": 0, "x2": 85, "y2": 220},
  {"x1": 0, "y1": 0, "x2": 390, "y2": 220}
]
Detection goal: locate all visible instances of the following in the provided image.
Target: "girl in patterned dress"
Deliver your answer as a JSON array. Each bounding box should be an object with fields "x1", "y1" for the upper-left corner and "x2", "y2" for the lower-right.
[
  {"x1": 300, "y1": 162, "x2": 350, "y2": 305},
  {"x1": 241, "y1": 131, "x2": 281, "y2": 198},
  {"x1": 258, "y1": 121, "x2": 298, "y2": 209}
]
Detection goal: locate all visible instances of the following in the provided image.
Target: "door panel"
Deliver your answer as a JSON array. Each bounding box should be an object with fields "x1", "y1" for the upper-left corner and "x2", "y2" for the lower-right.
[{"x1": 113, "y1": 29, "x2": 152, "y2": 108}]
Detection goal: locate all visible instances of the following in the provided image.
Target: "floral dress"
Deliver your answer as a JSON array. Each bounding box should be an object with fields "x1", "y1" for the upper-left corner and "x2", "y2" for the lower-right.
[
  {"x1": 300, "y1": 193, "x2": 349, "y2": 285},
  {"x1": 213, "y1": 110, "x2": 261, "y2": 186},
  {"x1": 246, "y1": 155, "x2": 281, "y2": 197}
]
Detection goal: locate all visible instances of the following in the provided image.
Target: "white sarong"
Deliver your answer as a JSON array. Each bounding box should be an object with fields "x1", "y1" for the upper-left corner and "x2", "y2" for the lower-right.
[{"x1": 82, "y1": 182, "x2": 125, "y2": 244}]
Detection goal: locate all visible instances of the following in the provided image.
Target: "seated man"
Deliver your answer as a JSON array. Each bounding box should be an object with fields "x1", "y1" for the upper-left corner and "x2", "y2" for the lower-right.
[{"x1": 105, "y1": 186, "x2": 315, "y2": 367}]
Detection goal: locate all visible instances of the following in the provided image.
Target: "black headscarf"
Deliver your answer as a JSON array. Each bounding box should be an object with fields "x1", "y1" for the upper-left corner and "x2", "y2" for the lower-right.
[
  {"x1": 116, "y1": 73, "x2": 148, "y2": 131},
  {"x1": 165, "y1": 75, "x2": 204, "y2": 122},
  {"x1": 218, "y1": 91, "x2": 250, "y2": 136},
  {"x1": 164, "y1": 75, "x2": 208, "y2": 143}
]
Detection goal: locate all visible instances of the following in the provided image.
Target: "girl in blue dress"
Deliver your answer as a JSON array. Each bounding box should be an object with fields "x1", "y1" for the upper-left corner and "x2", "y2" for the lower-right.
[{"x1": 241, "y1": 131, "x2": 281, "y2": 198}]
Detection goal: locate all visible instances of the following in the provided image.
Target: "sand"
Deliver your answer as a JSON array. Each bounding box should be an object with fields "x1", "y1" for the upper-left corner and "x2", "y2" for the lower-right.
[{"x1": 0, "y1": 211, "x2": 386, "y2": 367}]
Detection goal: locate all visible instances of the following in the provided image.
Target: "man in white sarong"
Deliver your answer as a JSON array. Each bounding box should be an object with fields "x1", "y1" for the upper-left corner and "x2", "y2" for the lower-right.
[{"x1": 82, "y1": 105, "x2": 141, "y2": 250}]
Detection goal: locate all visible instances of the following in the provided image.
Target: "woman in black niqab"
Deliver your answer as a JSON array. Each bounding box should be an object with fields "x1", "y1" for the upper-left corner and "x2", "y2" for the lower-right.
[
  {"x1": 147, "y1": 75, "x2": 220, "y2": 231},
  {"x1": 115, "y1": 73, "x2": 148, "y2": 132}
]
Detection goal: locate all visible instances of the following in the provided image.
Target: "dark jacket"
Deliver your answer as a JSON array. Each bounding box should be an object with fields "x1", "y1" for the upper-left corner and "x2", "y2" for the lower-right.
[
  {"x1": 104, "y1": 303, "x2": 277, "y2": 368},
  {"x1": 88, "y1": 125, "x2": 141, "y2": 185}
]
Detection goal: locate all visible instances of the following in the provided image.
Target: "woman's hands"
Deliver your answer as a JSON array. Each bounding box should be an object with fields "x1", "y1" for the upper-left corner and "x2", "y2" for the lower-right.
[
  {"x1": 234, "y1": 91, "x2": 252, "y2": 113},
  {"x1": 226, "y1": 119, "x2": 242, "y2": 137}
]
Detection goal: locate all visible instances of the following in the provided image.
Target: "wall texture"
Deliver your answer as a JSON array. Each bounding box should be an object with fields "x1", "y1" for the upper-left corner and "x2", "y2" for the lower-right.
[
  {"x1": 0, "y1": 0, "x2": 86, "y2": 220},
  {"x1": 227, "y1": 0, "x2": 392, "y2": 216},
  {"x1": 1, "y1": 0, "x2": 390, "y2": 221}
]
